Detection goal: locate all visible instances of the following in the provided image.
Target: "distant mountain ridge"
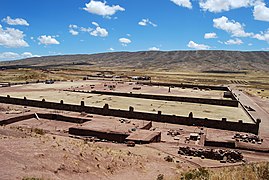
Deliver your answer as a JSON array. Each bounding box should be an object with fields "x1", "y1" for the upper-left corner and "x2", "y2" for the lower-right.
[{"x1": 1, "y1": 50, "x2": 269, "y2": 72}]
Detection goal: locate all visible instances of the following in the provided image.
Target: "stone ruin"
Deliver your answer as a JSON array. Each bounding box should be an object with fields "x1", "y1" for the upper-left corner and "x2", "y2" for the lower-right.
[
  {"x1": 234, "y1": 133, "x2": 262, "y2": 144},
  {"x1": 167, "y1": 129, "x2": 181, "y2": 137},
  {"x1": 178, "y1": 146, "x2": 243, "y2": 163}
]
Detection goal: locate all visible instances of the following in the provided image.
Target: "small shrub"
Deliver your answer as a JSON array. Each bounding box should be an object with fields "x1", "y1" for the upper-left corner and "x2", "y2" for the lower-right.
[
  {"x1": 32, "y1": 128, "x2": 45, "y2": 135},
  {"x1": 164, "y1": 155, "x2": 174, "y2": 162},
  {"x1": 182, "y1": 167, "x2": 209, "y2": 180},
  {"x1": 157, "y1": 174, "x2": 164, "y2": 180}
]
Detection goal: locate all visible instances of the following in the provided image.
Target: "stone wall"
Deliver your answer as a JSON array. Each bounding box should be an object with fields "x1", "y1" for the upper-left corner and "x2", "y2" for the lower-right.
[
  {"x1": 204, "y1": 140, "x2": 236, "y2": 148},
  {"x1": 138, "y1": 82, "x2": 229, "y2": 91},
  {"x1": 0, "y1": 114, "x2": 34, "y2": 125},
  {"x1": 140, "y1": 121, "x2": 152, "y2": 130},
  {"x1": 88, "y1": 90, "x2": 238, "y2": 107},
  {"x1": 0, "y1": 113, "x2": 90, "y2": 125},
  {"x1": 69, "y1": 127, "x2": 129, "y2": 143},
  {"x1": 38, "y1": 113, "x2": 90, "y2": 123},
  {"x1": 0, "y1": 96, "x2": 260, "y2": 134}
]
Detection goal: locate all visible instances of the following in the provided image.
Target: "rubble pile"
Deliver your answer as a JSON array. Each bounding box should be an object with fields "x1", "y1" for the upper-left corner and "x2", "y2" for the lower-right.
[
  {"x1": 119, "y1": 118, "x2": 131, "y2": 124},
  {"x1": 234, "y1": 133, "x2": 262, "y2": 144},
  {"x1": 164, "y1": 155, "x2": 174, "y2": 162},
  {"x1": 178, "y1": 146, "x2": 243, "y2": 163},
  {"x1": 167, "y1": 129, "x2": 180, "y2": 137}
]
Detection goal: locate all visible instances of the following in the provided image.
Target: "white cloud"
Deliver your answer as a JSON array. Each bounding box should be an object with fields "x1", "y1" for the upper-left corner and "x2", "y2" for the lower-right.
[
  {"x1": 204, "y1": 32, "x2": 217, "y2": 39},
  {"x1": 148, "y1": 47, "x2": 160, "y2": 51},
  {"x1": 119, "y1": 37, "x2": 131, "y2": 46},
  {"x1": 0, "y1": 52, "x2": 19, "y2": 59},
  {"x1": 69, "y1": 23, "x2": 108, "y2": 37},
  {"x1": 69, "y1": 24, "x2": 79, "y2": 36},
  {"x1": 21, "y1": 52, "x2": 40, "y2": 58},
  {"x1": 108, "y1": 47, "x2": 114, "y2": 51},
  {"x1": 83, "y1": 0, "x2": 125, "y2": 17},
  {"x1": 2, "y1": 16, "x2": 29, "y2": 26},
  {"x1": 92, "y1": 22, "x2": 99, "y2": 27},
  {"x1": 38, "y1": 35, "x2": 60, "y2": 45},
  {"x1": 69, "y1": 24, "x2": 78, "y2": 29},
  {"x1": 199, "y1": 0, "x2": 253, "y2": 13},
  {"x1": 253, "y1": 29, "x2": 269, "y2": 43},
  {"x1": 253, "y1": 2, "x2": 269, "y2": 22},
  {"x1": 262, "y1": 47, "x2": 269, "y2": 51},
  {"x1": 0, "y1": 52, "x2": 39, "y2": 61},
  {"x1": 213, "y1": 16, "x2": 253, "y2": 37},
  {"x1": 138, "y1": 20, "x2": 147, "y2": 26},
  {"x1": 171, "y1": 0, "x2": 192, "y2": 9},
  {"x1": 138, "y1": 19, "x2": 157, "y2": 27},
  {"x1": 80, "y1": 27, "x2": 93, "y2": 33},
  {"x1": 90, "y1": 26, "x2": 108, "y2": 37},
  {"x1": 187, "y1": 41, "x2": 210, "y2": 50},
  {"x1": 0, "y1": 25, "x2": 29, "y2": 48},
  {"x1": 199, "y1": 0, "x2": 269, "y2": 22},
  {"x1": 224, "y1": 38, "x2": 243, "y2": 45},
  {"x1": 69, "y1": 29, "x2": 79, "y2": 36},
  {"x1": 90, "y1": 22, "x2": 108, "y2": 37},
  {"x1": 119, "y1": 38, "x2": 131, "y2": 44}
]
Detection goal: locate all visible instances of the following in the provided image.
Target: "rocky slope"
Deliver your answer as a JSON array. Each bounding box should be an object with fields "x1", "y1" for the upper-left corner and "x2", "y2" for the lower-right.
[{"x1": 1, "y1": 50, "x2": 269, "y2": 72}]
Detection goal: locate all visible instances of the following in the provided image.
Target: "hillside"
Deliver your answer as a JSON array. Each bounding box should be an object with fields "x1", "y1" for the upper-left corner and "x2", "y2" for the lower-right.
[{"x1": 1, "y1": 50, "x2": 269, "y2": 72}]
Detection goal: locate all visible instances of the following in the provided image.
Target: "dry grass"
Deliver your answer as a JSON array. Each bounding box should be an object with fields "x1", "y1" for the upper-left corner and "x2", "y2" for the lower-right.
[
  {"x1": 178, "y1": 162, "x2": 269, "y2": 180},
  {"x1": 0, "y1": 69, "x2": 80, "y2": 82},
  {"x1": 32, "y1": 128, "x2": 45, "y2": 135},
  {"x1": 1, "y1": 67, "x2": 269, "y2": 89}
]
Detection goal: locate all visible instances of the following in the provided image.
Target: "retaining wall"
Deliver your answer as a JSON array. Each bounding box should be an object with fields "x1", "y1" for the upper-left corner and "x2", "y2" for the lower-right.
[
  {"x1": 204, "y1": 140, "x2": 236, "y2": 148},
  {"x1": 0, "y1": 113, "x2": 90, "y2": 126},
  {"x1": 0, "y1": 96, "x2": 260, "y2": 134},
  {"x1": 38, "y1": 113, "x2": 90, "y2": 123},
  {"x1": 138, "y1": 82, "x2": 229, "y2": 91},
  {"x1": 88, "y1": 90, "x2": 238, "y2": 107},
  {"x1": 0, "y1": 114, "x2": 34, "y2": 125},
  {"x1": 69, "y1": 127, "x2": 129, "y2": 142},
  {"x1": 0, "y1": 80, "x2": 67, "y2": 88},
  {"x1": 140, "y1": 121, "x2": 152, "y2": 130},
  {"x1": 229, "y1": 88, "x2": 258, "y2": 124},
  {"x1": 227, "y1": 87, "x2": 237, "y2": 101}
]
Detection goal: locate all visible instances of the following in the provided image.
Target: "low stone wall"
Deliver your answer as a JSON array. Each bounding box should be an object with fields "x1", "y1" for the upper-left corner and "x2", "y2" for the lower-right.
[
  {"x1": 88, "y1": 90, "x2": 238, "y2": 107},
  {"x1": 0, "y1": 114, "x2": 34, "y2": 125},
  {"x1": 204, "y1": 140, "x2": 236, "y2": 148},
  {"x1": 138, "y1": 82, "x2": 229, "y2": 91},
  {"x1": 140, "y1": 121, "x2": 152, "y2": 130},
  {"x1": 38, "y1": 113, "x2": 90, "y2": 124},
  {"x1": 0, "y1": 113, "x2": 90, "y2": 126},
  {"x1": 0, "y1": 96, "x2": 260, "y2": 134},
  {"x1": 238, "y1": 100, "x2": 258, "y2": 123},
  {"x1": 0, "y1": 80, "x2": 67, "y2": 88},
  {"x1": 227, "y1": 87, "x2": 238, "y2": 100},
  {"x1": 69, "y1": 127, "x2": 129, "y2": 143}
]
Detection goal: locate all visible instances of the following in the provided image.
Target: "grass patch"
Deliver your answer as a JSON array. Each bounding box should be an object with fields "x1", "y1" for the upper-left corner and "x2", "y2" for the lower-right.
[
  {"x1": 178, "y1": 162, "x2": 269, "y2": 180},
  {"x1": 31, "y1": 128, "x2": 45, "y2": 135},
  {"x1": 181, "y1": 167, "x2": 209, "y2": 180}
]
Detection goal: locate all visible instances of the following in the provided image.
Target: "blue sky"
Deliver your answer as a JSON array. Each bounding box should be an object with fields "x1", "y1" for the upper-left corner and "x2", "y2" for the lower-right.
[{"x1": 0, "y1": 0, "x2": 269, "y2": 60}]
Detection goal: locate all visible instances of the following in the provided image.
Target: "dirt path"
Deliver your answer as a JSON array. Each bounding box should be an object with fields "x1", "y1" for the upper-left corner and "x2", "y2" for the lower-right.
[{"x1": 232, "y1": 89, "x2": 269, "y2": 137}]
